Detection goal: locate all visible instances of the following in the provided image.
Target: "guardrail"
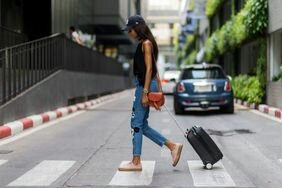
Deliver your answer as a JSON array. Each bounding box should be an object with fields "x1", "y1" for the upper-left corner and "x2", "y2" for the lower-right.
[
  {"x1": 0, "y1": 33, "x2": 124, "y2": 105},
  {"x1": 0, "y1": 26, "x2": 28, "y2": 49}
]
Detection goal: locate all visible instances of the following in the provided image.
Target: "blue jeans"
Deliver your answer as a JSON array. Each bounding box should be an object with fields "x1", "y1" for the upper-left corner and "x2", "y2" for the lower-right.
[{"x1": 131, "y1": 78, "x2": 167, "y2": 156}]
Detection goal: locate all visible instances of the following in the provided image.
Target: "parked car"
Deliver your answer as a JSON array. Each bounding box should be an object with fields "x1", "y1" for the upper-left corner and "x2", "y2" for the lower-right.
[
  {"x1": 173, "y1": 63, "x2": 234, "y2": 114},
  {"x1": 161, "y1": 70, "x2": 181, "y2": 94}
]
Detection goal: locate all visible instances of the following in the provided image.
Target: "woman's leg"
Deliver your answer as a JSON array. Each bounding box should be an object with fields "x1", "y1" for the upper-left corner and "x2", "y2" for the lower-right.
[{"x1": 130, "y1": 84, "x2": 148, "y2": 160}]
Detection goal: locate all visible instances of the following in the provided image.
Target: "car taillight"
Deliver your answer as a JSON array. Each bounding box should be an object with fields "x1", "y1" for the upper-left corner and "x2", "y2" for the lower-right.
[
  {"x1": 177, "y1": 82, "x2": 185, "y2": 92},
  {"x1": 224, "y1": 81, "x2": 231, "y2": 91},
  {"x1": 161, "y1": 79, "x2": 169, "y2": 84}
]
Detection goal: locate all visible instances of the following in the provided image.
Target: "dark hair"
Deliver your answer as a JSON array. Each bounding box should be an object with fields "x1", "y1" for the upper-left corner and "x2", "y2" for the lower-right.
[
  {"x1": 133, "y1": 23, "x2": 158, "y2": 60},
  {"x1": 69, "y1": 26, "x2": 75, "y2": 31}
]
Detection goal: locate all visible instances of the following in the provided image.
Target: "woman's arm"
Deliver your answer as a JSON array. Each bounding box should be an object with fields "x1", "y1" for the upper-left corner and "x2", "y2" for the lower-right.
[{"x1": 141, "y1": 40, "x2": 153, "y2": 106}]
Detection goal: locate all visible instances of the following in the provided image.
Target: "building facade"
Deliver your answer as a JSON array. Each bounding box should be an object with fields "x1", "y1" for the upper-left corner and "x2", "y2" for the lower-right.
[
  {"x1": 0, "y1": 0, "x2": 138, "y2": 62},
  {"x1": 267, "y1": 0, "x2": 282, "y2": 108},
  {"x1": 141, "y1": 0, "x2": 188, "y2": 74}
]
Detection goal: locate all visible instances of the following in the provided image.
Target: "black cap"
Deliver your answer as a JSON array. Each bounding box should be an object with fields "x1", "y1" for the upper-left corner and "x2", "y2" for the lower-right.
[{"x1": 121, "y1": 15, "x2": 145, "y2": 31}]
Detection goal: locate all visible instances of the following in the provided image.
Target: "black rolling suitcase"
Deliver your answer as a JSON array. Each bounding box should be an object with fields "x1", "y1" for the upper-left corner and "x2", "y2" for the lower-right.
[{"x1": 185, "y1": 126, "x2": 223, "y2": 169}]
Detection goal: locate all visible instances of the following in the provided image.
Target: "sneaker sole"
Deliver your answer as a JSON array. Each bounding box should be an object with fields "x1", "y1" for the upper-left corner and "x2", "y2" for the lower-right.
[{"x1": 172, "y1": 144, "x2": 183, "y2": 167}]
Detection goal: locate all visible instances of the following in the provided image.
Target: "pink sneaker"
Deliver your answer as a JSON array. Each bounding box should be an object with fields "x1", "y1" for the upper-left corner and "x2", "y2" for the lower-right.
[
  {"x1": 118, "y1": 162, "x2": 142, "y2": 171},
  {"x1": 171, "y1": 143, "x2": 183, "y2": 167}
]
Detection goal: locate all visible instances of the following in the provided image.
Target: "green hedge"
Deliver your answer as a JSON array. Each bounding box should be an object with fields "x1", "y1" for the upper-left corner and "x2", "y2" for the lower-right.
[
  {"x1": 206, "y1": 0, "x2": 225, "y2": 18},
  {"x1": 272, "y1": 65, "x2": 282, "y2": 82},
  {"x1": 232, "y1": 75, "x2": 264, "y2": 104},
  {"x1": 204, "y1": 0, "x2": 268, "y2": 61},
  {"x1": 184, "y1": 50, "x2": 197, "y2": 65}
]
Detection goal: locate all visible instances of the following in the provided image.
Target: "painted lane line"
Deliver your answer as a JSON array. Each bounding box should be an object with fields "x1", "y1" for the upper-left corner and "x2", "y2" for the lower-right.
[
  {"x1": 0, "y1": 160, "x2": 8, "y2": 166},
  {"x1": 8, "y1": 160, "x2": 75, "y2": 186},
  {"x1": 279, "y1": 159, "x2": 282, "y2": 163},
  {"x1": 109, "y1": 161, "x2": 155, "y2": 186},
  {"x1": 188, "y1": 160, "x2": 236, "y2": 187}
]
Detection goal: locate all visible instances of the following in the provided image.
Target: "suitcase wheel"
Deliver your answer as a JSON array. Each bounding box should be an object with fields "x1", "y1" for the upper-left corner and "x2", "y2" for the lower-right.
[{"x1": 205, "y1": 163, "x2": 213, "y2": 170}]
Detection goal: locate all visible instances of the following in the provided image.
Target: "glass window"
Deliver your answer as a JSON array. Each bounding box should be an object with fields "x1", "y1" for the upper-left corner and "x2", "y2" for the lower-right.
[{"x1": 182, "y1": 68, "x2": 226, "y2": 79}]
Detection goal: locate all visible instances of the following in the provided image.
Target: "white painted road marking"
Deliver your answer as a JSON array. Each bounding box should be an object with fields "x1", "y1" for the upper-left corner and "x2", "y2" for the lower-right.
[
  {"x1": 109, "y1": 161, "x2": 155, "y2": 186},
  {"x1": 279, "y1": 159, "x2": 282, "y2": 163},
  {"x1": 8, "y1": 160, "x2": 75, "y2": 186},
  {"x1": 0, "y1": 160, "x2": 8, "y2": 166},
  {"x1": 188, "y1": 160, "x2": 236, "y2": 187}
]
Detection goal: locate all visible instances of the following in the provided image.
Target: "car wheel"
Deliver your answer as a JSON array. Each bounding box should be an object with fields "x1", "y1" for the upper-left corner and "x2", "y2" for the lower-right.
[
  {"x1": 220, "y1": 102, "x2": 234, "y2": 114},
  {"x1": 174, "y1": 99, "x2": 184, "y2": 115}
]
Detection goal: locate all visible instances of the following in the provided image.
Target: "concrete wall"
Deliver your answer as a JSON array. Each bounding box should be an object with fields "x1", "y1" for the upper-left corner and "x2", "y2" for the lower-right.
[
  {"x1": 268, "y1": 0, "x2": 282, "y2": 33},
  {"x1": 267, "y1": 82, "x2": 282, "y2": 109},
  {"x1": 267, "y1": 0, "x2": 282, "y2": 108},
  {"x1": 0, "y1": 70, "x2": 132, "y2": 124}
]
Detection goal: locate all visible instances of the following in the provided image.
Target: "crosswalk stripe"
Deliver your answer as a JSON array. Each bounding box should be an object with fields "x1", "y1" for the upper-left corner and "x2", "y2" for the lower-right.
[
  {"x1": 8, "y1": 160, "x2": 75, "y2": 186},
  {"x1": 109, "y1": 161, "x2": 155, "y2": 186},
  {"x1": 0, "y1": 160, "x2": 8, "y2": 166},
  {"x1": 188, "y1": 160, "x2": 236, "y2": 187}
]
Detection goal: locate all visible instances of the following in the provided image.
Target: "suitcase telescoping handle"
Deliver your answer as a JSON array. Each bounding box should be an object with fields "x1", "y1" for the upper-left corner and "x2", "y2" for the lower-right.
[
  {"x1": 163, "y1": 105, "x2": 198, "y2": 138},
  {"x1": 163, "y1": 105, "x2": 222, "y2": 170},
  {"x1": 163, "y1": 105, "x2": 186, "y2": 137}
]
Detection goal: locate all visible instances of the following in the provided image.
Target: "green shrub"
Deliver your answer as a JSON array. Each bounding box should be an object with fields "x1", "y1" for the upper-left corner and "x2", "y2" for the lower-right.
[
  {"x1": 244, "y1": 0, "x2": 268, "y2": 36},
  {"x1": 272, "y1": 65, "x2": 282, "y2": 82},
  {"x1": 230, "y1": 11, "x2": 248, "y2": 47},
  {"x1": 206, "y1": 0, "x2": 225, "y2": 18},
  {"x1": 204, "y1": 0, "x2": 268, "y2": 61},
  {"x1": 204, "y1": 33, "x2": 218, "y2": 61},
  {"x1": 184, "y1": 50, "x2": 197, "y2": 65},
  {"x1": 256, "y1": 38, "x2": 267, "y2": 87},
  {"x1": 233, "y1": 75, "x2": 264, "y2": 104}
]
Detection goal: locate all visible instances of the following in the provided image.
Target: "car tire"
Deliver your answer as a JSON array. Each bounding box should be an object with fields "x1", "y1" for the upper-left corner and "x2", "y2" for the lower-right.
[
  {"x1": 174, "y1": 99, "x2": 184, "y2": 115},
  {"x1": 220, "y1": 102, "x2": 234, "y2": 114}
]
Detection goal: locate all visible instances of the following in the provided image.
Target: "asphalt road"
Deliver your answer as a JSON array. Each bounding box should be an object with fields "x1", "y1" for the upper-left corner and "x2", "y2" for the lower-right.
[{"x1": 0, "y1": 90, "x2": 282, "y2": 188}]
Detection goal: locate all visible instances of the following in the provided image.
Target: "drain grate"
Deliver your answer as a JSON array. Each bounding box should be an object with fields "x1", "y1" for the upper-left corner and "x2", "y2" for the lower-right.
[{"x1": 0, "y1": 150, "x2": 13, "y2": 154}]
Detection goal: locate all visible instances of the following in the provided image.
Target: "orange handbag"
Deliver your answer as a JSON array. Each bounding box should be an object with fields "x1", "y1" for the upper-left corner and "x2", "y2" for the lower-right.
[{"x1": 148, "y1": 73, "x2": 165, "y2": 110}]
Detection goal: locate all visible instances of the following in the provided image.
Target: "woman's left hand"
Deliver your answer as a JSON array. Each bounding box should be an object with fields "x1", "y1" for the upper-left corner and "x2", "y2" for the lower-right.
[{"x1": 141, "y1": 94, "x2": 149, "y2": 107}]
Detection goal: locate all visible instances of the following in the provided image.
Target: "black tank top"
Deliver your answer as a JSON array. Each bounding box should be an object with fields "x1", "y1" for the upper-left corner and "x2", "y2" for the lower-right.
[{"x1": 133, "y1": 42, "x2": 157, "y2": 86}]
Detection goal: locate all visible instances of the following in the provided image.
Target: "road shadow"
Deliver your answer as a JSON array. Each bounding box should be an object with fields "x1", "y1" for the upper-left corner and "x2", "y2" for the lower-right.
[{"x1": 207, "y1": 128, "x2": 255, "y2": 136}]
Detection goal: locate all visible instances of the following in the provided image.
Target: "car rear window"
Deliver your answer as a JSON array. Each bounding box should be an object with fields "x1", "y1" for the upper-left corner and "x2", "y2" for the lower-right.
[{"x1": 181, "y1": 67, "x2": 226, "y2": 79}]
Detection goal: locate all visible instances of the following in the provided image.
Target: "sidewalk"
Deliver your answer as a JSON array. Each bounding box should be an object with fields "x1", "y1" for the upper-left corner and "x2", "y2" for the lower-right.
[
  {"x1": 234, "y1": 99, "x2": 282, "y2": 120},
  {"x1": 0, "y1": 91, "x2": 128, "y2": 140}
]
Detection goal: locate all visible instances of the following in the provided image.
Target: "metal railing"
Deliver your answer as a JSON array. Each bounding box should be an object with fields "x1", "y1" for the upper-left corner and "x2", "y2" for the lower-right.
[
  {"x1": 0, "y1": 33, "x2": 124, "y2": 105},
  {"x1": 0, "y1": 26, "x2": 28, "y2": 49},
  {"x1": 0, "y1": 34, "x2": 64, "y2": 104}
]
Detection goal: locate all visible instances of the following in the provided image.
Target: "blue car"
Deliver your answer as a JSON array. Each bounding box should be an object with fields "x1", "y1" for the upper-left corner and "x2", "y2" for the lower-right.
[{"x1": 173, "y1": 63, "x2": 234, "y2": 114}]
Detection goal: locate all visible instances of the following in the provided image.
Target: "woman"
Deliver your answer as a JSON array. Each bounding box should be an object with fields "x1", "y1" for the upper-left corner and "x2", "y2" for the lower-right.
[{"x1": 119, "y1": 15, "x2": 183, "y2": 171}]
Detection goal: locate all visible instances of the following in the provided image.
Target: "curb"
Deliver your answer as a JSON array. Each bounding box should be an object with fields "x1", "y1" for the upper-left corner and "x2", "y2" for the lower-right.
[
  {"x1": 234, "y1": 99, "x2": 282, "y2": 120},
  {"x1": 0, "y1": 91, "x2": 126, "y2": 140}
]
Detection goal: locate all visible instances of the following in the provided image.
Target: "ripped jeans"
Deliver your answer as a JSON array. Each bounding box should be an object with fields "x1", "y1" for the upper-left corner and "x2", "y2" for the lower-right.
[{"x1": 131, "y1": 78, "x2": 167, "y2": 156}]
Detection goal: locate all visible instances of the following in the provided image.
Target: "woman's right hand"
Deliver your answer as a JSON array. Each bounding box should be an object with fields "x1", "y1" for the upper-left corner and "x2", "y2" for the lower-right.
[{"x1": 141, "y1": 94, "x2": 149, "y2": 107}]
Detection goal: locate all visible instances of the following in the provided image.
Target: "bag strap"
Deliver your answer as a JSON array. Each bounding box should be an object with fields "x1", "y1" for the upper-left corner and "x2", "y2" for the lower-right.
[
  {"x1": 155, "y1": 72, "x2": 163, "y2": 92},
  {"x1": 151, "y1": 48, "x2": 163, "y2": 92}
]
